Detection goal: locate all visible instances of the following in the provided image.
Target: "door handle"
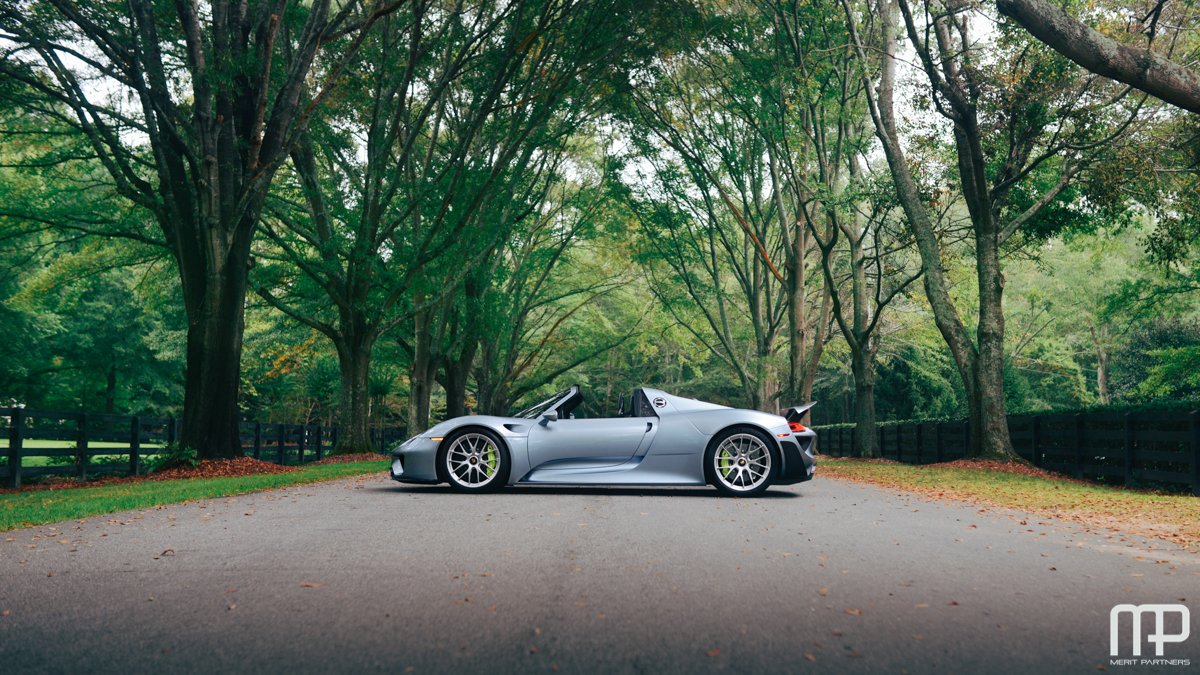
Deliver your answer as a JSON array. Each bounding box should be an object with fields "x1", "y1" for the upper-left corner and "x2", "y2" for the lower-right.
[{"x1": 646, "y1": 422, "x2": 653, "y2": 432}]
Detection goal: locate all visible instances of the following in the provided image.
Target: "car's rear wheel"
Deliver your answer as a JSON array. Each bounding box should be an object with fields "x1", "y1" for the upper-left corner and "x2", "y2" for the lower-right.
[
  {"x1": 439, "y1": 429, "x2": 509, "y2": 492},
  {"x1": 707, "y1": 427, "x2": 776, "y2": 497}
]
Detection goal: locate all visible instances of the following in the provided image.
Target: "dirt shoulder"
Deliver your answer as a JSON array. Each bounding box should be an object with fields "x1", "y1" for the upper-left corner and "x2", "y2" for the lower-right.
[{"x1": 819, "y1": 457, "x2": 1200, "y2": 550}]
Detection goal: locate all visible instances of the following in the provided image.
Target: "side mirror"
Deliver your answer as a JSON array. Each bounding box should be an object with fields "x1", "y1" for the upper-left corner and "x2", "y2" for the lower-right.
[{"x1": 542, "y1": 410, "x2": 559, "y2": 423}]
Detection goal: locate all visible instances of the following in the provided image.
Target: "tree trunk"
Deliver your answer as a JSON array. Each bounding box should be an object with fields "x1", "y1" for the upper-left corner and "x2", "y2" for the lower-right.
[
  {"x1": 408, "y1": 310, "x2": 435, "y2": 433},
  {"x1": 336, "y1": 338, "x2": 374, "y2": 453},
  {"x1": 972, "y1": 239, "x2": 1016, "y2": 459},
  {"x1": 441, "y1": 339, "x2": 478, "y2": 419},
  {"x1": 104, "y1": 360, "x2": 116, "y2": 414},
  {"x1": 1091, "y1": 323, "x2": 1112, "y2": 404},
  {"x1": 850, "y1": 347, "x2": 878, "y2": 458},
  {"x1": 1097, "y1": 352, "x2": 1111, "y2": 405},
  {"x1": 178, "y1": 256, "x2": 251, "y2": 458}
]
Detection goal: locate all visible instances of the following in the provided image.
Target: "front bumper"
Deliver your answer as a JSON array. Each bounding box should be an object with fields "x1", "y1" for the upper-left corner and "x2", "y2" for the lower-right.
[{"x1": 389, "y1": 437, "x2": 441, "y2": 484}]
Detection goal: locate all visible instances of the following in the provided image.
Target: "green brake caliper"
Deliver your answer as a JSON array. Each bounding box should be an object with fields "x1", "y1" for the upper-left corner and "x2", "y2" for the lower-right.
[
  {"x1": 485, "y1": 445, "x2": 497, "y2": 476},
  {"x1": 719, "y1": 449, "x2": 732, "y2": 476}
]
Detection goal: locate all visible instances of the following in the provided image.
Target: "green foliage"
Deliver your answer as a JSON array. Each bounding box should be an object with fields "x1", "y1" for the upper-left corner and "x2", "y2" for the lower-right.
[
  {"x1": 1135, "y1": 346, "x2": 1200, "y2": 400},
  {"x1": 143, "y1": 444, "x2": 198, "y2": 474},
  {"x1": 0, "y1": 0, "x2": 1197, "y2": 440}
]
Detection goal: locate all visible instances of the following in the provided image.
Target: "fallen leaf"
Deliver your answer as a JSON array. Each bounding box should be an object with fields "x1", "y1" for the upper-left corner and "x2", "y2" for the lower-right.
[
  {"x1": 706, "y1": 648, "x2": 721, "y2": 658},
  {"x1": 818, "y1": 587, "x2": 829, "y2": 596},
  {"x1": 300, "y1": 581, "x2": 323, "y2": 588},
  {"x1": 803, "y1": 653, "x2": 816, "y2": 662},
  {"x1": 844, "y1": 608, "x2": 862, "y2": 616}
]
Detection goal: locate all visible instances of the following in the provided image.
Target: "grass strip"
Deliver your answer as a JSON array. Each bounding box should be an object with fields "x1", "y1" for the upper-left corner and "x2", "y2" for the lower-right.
[
  {"x1": 819, "y1": 458, "x2": 1199, "y2": 548},
  {"x1": 0, "y1": 461, "x2": 387, "y2": 532}
]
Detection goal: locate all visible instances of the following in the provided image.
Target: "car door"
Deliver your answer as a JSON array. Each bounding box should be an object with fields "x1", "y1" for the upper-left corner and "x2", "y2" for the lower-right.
[{"x1": 526, "y1": 416, "x2": 655, "y2": 471}]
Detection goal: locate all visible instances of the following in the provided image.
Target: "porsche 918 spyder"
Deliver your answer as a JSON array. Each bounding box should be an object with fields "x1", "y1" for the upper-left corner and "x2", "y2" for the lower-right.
[{"x1": 389, "y1": 386, "x2": 816, "y2": 496}]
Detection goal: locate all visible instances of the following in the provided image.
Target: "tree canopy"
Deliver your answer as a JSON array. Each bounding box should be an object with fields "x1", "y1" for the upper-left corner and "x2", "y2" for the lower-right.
[{"x1": 1, "y1": 0, "x2": 1197, "y2": 459}]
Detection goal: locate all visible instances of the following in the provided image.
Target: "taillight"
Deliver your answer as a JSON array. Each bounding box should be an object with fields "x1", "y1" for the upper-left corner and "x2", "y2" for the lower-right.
[{"x1": 789, "y1": 421, "x2": 806, "y2": 433}]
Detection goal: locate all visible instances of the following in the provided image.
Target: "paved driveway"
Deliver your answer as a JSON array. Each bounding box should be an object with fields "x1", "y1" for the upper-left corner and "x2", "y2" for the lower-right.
[{"x1": 1, "y1": 473, "x2": 1196, "y2": 673}]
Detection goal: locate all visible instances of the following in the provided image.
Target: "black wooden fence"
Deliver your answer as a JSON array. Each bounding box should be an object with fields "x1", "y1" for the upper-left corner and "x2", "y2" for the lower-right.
[
  {"x1": 1, "y1": 407, "x2": 406, "y2": 488},
  {"x1": 815, "y1": 409, "x2": 1200, "y2": 495}
]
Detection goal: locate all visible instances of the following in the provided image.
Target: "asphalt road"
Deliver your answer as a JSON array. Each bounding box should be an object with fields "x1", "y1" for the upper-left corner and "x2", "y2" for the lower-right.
[{"x1": 1, "y1": 472, "x2": 1197, "y2": 674}]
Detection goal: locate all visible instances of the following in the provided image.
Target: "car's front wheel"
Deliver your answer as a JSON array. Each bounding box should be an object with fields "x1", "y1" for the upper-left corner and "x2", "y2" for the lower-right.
[
  {"x1": 706, "y1": 427, "x2": 776, "y2": 497},
  {"x1": 439, "y1": 429, "x2": 509, "y2": 492}
]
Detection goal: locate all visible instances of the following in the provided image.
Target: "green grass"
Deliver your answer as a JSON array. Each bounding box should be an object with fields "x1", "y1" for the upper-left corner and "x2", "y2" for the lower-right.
[
  {"x1": 0, "y1": 440, "x2": 163, "y2": 449},
  {"x1": 819, "y1": 457, "x2": 1199, "y2": 546},
  {"x1": 0, "y1": 460, "x2": 387, "y2": 531},
  {"x1": 0, "y1": 439, "x2": 168, "y2": 467}
]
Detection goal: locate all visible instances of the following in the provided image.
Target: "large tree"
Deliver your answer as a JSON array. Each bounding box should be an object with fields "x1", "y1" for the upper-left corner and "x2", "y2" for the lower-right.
[
  {"x1": 842, "y1": 0, "x2": 1142, "y2": 458},
  {"x1": 0, "y1": 0, "x2": 400, "y2": 457}
]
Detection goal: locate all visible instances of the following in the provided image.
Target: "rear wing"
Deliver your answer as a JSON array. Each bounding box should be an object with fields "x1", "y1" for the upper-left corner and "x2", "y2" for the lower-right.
[{"x1": 782, "y1": 402, "x2": 816, "y2": 423}]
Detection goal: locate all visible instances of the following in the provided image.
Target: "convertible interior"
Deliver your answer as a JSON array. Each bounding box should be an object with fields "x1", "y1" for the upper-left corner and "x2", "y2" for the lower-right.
[{"x1": 516, "y1": 386, "x2": 654, "y2": 420}]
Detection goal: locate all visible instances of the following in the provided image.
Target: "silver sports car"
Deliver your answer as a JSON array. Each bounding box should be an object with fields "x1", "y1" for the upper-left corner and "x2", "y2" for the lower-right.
[{"x1": 389, "y1": 386, "x2": 816, "y2": 496}]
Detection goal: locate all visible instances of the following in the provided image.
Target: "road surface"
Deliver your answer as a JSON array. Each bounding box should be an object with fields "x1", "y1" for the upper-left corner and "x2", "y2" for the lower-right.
[{"x1": 1, "y1": 472, "x2": 1196, "y2": 673}]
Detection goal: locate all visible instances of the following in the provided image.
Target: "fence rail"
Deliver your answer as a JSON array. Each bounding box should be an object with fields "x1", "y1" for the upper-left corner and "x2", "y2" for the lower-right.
[
  {"x1": 815, "y1": 410, "x2": 1200, "y2": 496},
  {"x1": 1, "y1": 407, "x2": 406, "y2": 488}
]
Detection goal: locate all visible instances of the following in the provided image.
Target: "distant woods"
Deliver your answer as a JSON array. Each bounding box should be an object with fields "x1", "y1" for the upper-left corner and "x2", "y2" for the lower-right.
[{"x1": 0, "y1": 0, "x2": 1197, "y2": 459}]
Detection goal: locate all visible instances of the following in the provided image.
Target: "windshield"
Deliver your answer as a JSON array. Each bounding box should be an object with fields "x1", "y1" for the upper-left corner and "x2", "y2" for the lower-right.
[{"x1": 513, "y1": 388, "x2": 570, "y2": 419}]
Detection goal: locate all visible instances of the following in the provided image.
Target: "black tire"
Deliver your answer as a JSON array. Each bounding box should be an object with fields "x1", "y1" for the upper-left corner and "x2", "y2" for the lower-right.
[
  {"x1": 705, "y1": 426, "x2": 778, "y2": 497},
  {"x1": 437, "y1": 427, "x2": 510, "y2": 492}
]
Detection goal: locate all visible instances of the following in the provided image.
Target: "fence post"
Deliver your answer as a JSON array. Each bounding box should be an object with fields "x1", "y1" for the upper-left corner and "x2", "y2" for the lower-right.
[
  {"x1": 129, "y1": 415, "x2": 141, "y2": 476},
  {"x1": 297, "y1": 425, "x2": 306, "y2": 464},
  {"x1": 166, "y1": 417, "x2": 177, "y2": 448},
  {"x1": 277, "y1": 424, "x2": 286, "y2": 465},
  {"x1": 1031, "y1": 416, "x2": 1042, "y2": 467},
  {"x1": 7, "y1": 407, "x2": 24, "y2": 489},
  {"x1": 1191, "y1": 410, "x2": 1200, "y2": 497},
  {"x1": 253, "y1": 422, "x2": 262, "y2": 461},
  {"x1": 916, "y1": 423, "x2": 923, "y2": 465},
  {"x1": 76, "y1": 413, "x2": 89, "y2": 482},
  {"x1": 1073, "y1": 413, "x2": 1085, "y2": 479},
  {"x1": 878, "y1": 425, "x2": 885, "y2": 459},
  {"x1": 330, "y1": 426, "x2": 338, "y2": 453},
  {"x1": 315, "y1": 425, "x2": 323, "y2": 461},
  {"x1": 1123, "y1": 413, "x2": 1135, "y2": 488}
]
